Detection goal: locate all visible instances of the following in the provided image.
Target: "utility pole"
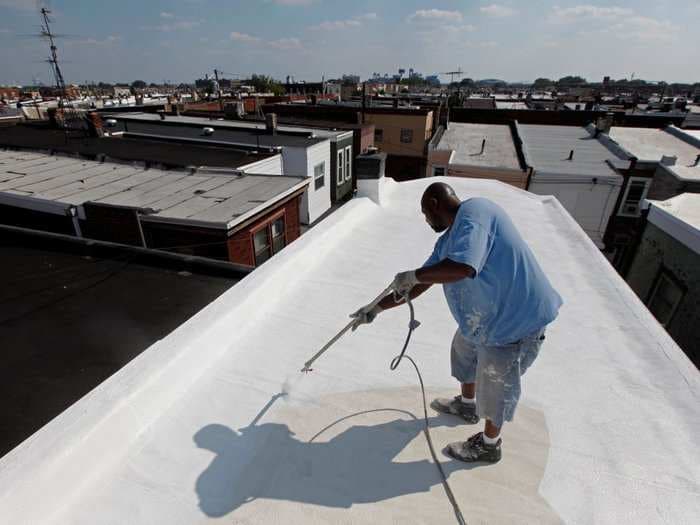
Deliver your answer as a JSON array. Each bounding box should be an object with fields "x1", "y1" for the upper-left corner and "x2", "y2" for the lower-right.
[
  {"x1": 213, "y1": 68, "x2": 223, "y2": 111},
  {"x1": 361, "y1": 82, "x2": 366, "y2": 124}
]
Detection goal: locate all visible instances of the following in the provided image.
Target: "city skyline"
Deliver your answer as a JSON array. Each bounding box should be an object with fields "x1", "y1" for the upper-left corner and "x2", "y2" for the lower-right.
[{"x1": 0, "y1": 0, "x2": 699, "y2": 85}]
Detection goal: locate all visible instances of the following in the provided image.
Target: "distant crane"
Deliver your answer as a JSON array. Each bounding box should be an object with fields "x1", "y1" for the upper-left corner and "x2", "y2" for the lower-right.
[{"x1": 440, "y1": 68, "x2": 464, "y2": 84}]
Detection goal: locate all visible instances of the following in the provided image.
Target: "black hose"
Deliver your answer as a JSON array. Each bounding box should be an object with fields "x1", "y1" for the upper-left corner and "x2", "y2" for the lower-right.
[{"x1": 390, "y1": 294, "x2": 467, "y2": 525}]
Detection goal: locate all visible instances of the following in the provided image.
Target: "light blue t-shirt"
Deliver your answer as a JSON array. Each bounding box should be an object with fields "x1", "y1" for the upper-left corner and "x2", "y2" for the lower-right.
[{"x1": 423, "y1": 198, "x2": 562, "y2": 346}]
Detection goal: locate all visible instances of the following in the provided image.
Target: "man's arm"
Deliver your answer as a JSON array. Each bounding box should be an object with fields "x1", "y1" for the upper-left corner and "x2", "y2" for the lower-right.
[
  {"x1": 416, "y1": 258, "x2": 475, "y2": 283},
  {"x1": 379, "y1": 259, "x2": 474, "y2": 311}
]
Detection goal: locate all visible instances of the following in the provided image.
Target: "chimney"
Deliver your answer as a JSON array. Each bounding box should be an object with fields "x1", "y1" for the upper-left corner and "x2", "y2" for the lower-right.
[
  {"x1": 265, "y1": 113, "x2": 278, "y2": 135},
  {"x1": 568, "y1": 149, "x2": 574, "y2": 161},
  {"x1": 355, "y1": 151, "x2": 388, "y2": 205}
]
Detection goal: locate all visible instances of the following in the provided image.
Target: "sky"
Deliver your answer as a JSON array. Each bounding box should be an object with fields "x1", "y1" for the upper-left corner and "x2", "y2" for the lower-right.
[{"x1": 0, "y1": 0, "x2": 698, "y2": 86}]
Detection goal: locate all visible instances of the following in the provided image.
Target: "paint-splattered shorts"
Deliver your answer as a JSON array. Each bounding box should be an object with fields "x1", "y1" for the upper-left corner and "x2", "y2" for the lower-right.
[{"x1": 450, "y1": 328, "x2": 546, "y2": 428}]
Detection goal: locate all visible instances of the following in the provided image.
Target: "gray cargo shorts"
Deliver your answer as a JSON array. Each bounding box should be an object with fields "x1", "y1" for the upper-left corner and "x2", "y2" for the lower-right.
[{"x1": 450, "y1": 328, "x2": 545, "y2": 428}]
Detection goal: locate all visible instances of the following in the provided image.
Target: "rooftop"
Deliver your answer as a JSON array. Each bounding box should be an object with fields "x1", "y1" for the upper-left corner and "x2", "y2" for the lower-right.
[
  {"x1": 0, "y1": 149, "x2": 307, "y2": 230},
  {"x1": 608, "y1": 126, "x2": 700, "y2": 166},
  {"x1": 436, "y1": 123, "x2": 521, "y2": 170},
  {"x1": 103, "y1": 113, "x2": 329, "y2": 149},
  {"x1": 647, "y1": 193, "x2": 700, "y2": 254},
  {"x1": 518, "y1": 124, "x2": 623, "y2": 180},
  {"x1": 0, "y1": 232, "x2": 237, "y2": 457},
  {"x1": 0, "y1": 177, "x2": 697, "y2": 524}
]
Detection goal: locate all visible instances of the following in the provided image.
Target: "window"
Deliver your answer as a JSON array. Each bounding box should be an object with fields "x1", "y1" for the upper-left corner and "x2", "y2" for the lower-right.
[
  {"x1": 253, "y1": 227, "x2": 271, "y2": 265},
  {"x1": 336, "y1": 150, "x2": 344, "y2": 185},
  {"x1": 374, "y1": 128, "x2": 383, "y2": 143},
  {"x1": 271, "y1": 217, "x2": 286, "y2": 253},
  {"x1": 618, "y1": 177, "x2": 650, "y2": 217},
  {"x1": 400, "y1": 128, "x2": 413, "y2": 144},
  {"x1": 314, "y1": 162, "x2": 325, "y2": 190},
  {"x1": 252, "y1": 215, "x2": 287, "y2": 266},
  {"x1": 647, "y1": 270, "x2": 684, "y2": 327},
  {"x1": 344, "y1": 146, "x2": 352, "y2": 181},
  {"x1": 432, "y1": 166, "x2": 446, "y2": 177}
]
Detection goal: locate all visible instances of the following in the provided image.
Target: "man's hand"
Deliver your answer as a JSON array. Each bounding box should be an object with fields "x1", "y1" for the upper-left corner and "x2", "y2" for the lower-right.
[
  {"x1": 349, "y1": 303, "x2": 383, "y2": 331},
  {"x1": 391, "y1": 270, "x2": 420, "y2": 296}
]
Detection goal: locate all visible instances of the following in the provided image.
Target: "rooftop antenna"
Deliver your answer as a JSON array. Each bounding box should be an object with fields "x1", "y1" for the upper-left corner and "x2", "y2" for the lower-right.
[{"x1": 37, "y1": 2, "x2": 82, "y2": 133}]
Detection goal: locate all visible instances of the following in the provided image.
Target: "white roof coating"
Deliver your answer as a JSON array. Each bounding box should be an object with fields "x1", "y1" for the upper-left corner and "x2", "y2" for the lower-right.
[
  {"x1": 0, "y1": 149, "x2": 307, "y2": 229},
  {"x1": 436, "y1": 123, "x2": 521, "y2": 170},
  {"x1": 661, "y1": 163, "x2": 700, "y2": 181},
  {"x1": 648, "y1": 193, "x2": 700, "y2": 254},
  {"x1": 0, "y1": 178, "x2": 698, "y2": 524},
  {"x1": 608, "y1": 127, "x2": 700, "y2": 165},
  {"x1": 519, "y1": 125, "x2": 623, "y2": 181}
]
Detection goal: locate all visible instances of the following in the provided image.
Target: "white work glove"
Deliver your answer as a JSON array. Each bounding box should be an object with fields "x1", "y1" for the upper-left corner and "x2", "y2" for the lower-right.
[
  {"x1": 391, "y1": 270, "x2": 420, "y2": 297},
  {"x1": 349, "y1": 303, "x2": 383, "y2": 331}
]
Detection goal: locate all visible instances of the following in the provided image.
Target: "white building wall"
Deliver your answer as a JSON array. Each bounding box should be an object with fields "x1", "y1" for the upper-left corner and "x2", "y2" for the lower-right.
[
  {"x1": 529, "y1": 179, "x2": 622, "y2": 248},
  {"x1": 239, "y1": 154, "x2": 283, "y2": 175},
  {"x1": 282, "y1": 141, "x2": 332, "y2": 224}
]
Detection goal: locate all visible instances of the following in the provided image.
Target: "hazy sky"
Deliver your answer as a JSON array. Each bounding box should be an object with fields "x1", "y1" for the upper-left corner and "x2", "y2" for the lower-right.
[{"x1": 0, "y1": 0, "x2": 698, "y2": 85}]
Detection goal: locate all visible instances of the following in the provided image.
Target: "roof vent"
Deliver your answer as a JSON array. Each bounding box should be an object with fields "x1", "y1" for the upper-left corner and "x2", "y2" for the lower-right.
[{"x1": 202, "y1": 127, "x2": 215, "y2": 136}]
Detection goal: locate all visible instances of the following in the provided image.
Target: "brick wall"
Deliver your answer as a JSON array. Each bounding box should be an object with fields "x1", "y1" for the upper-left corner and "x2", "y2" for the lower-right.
[{"x1": 227, "y1": 194, "x2": 302, "y2": 267}]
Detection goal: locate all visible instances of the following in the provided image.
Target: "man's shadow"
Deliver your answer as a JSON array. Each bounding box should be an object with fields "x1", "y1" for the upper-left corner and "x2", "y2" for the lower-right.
[{"x1": 194, "y1": 397, "x2": 475, "y2": 518}]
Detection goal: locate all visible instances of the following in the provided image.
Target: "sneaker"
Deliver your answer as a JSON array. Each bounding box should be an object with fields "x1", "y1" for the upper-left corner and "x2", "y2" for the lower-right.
[
  {"x1": 430, "y1": 396, "x2": 480, "y2": 423},
  {"x1": 444, "y1": 432, "x2": 502, "y2": 463}
]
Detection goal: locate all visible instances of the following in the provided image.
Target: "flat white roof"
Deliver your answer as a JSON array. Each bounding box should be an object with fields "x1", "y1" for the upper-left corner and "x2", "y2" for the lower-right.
[
  {"x1": 0, "y1": 178, "x2": 697, "y2": 524},
  {"x1": 0, "y1": 149, "x2": 306, "y2": 230},
  {"x1": 609, "y1": 127, "x2": 700, "y2": 166},
  {"x1": 660, "y1": 163, "x2": 700, "y2": 182},
  {"x1": 519, "y1": 125, "x2": 623, "y2": 181},
  {"x1": 436, "y1": 123, "x2": 521, "y2": 170},
  {"x1": 648, "y1": 193, "x2": 700, "y2": 254}
]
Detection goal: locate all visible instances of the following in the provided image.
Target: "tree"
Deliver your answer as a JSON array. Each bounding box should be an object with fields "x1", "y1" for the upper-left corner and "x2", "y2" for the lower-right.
[
  {"x1": 557, "y1": 75, "x2": 587, "y2": 86},
  {"x1": 532, "y1": 78, "x2": 553, "y2": 89},
  {"x1": 131, "y1": 80, "x2": 147, "y2": 89},
  {"x1": 459, "y1": 78, "x2": 475, "y2": 87},
  {"x1": 248, "y1": 74, "x2": 284, "y2": 95}
]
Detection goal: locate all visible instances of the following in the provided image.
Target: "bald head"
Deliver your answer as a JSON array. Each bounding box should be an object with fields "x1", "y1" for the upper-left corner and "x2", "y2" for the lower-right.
[
  {"x1": 420, "y1": 182, "x2": 462, "y2": 233},
  {"x1": 422, "y1": 182, "x2": 459, "y2": 206}
]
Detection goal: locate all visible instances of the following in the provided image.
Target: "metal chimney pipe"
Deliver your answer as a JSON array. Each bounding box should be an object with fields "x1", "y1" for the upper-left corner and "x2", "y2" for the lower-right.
[
  {"x1": 480, "y1": 138, "x2": 486, "y2": 155},
  {"x1": 568, "y1": 149, "x2": 574, "y2": 160}
]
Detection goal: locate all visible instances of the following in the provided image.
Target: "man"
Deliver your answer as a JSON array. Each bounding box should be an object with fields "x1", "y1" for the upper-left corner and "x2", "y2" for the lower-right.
[{"x1": 351, "y1": 182, "x2": 562, "y2": 464}]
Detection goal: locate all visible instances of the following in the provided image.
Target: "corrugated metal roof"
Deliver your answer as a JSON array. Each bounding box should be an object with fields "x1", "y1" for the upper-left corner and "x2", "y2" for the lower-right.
[
  {"x1": 0, "y1": 149, "x2": 307, "y2": 229},
  {"x1": 518, "y1": 125, "x2": 622, "y2": 180}
]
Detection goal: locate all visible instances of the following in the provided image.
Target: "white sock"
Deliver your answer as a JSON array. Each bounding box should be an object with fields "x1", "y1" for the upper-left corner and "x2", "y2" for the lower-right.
[
  {"x1": 483, "y1": 432, "x2": 500, "y2": 445},
  {"x1": 460, "y1": 395, "x2": 476, "y2": 405}
]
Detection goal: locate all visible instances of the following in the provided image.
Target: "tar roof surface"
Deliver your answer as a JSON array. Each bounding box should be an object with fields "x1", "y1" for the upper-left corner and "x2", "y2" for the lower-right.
[
  {"x1": 609, "y1": 127, "x2": 700, "y2": 165},
  {"x1": 0, "y1": 150, "x2": 306, "y2": 228},
  {"x1": 518, "y1": 124, "x2": 622, "y2": 179},
  {"x1": 437, "y1": 123, "x2": 521, "y2": 170},
  {"x1": 105, "y1": 113, "x2": 328, "y2": 148},
  {"x1": 0, "y1": 177, "x2": 697, "y2": 524}
]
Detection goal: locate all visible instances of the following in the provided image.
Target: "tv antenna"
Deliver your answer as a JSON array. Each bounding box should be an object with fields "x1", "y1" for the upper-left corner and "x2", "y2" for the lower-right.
[
  {"x1": 440, "y1": 68, "x2": 464, "y2": 84},
  {"x1": 36, "y1": 3, "x2": 85, "y2": 133}
]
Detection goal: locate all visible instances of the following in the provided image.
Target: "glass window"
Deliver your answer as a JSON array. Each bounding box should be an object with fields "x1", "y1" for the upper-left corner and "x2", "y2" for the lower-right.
[
  {"x1": 271, "y1": 217, "x2": 286, "y2": 253},
  {"x1": 647, "y1": 272, "x2": 684, "y2": 326},
  {"x1": 400, "y1": 128, "x2": 413, "y2": 143},
  {"x1": 314, "y1": 162, "x2": 325, "y2": 190},
  {"x1": 432, "y1": 166, "x2": 446, "y2": 177},
  {"x1": 336, "y1": 150, "x2": 344, "y2": 185},
  {"x1": 618, "y1": 177, "x2": 650, "y2": 217},
  {"x1": 253, "y1": 227, "x2": 271, "y2": 265},
  {"x1": 344, "y1": 146, "x2": 352, "y2": 181},
  {"x1": 374, "y1": 129, "x2": 383, "y2": 142}
]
